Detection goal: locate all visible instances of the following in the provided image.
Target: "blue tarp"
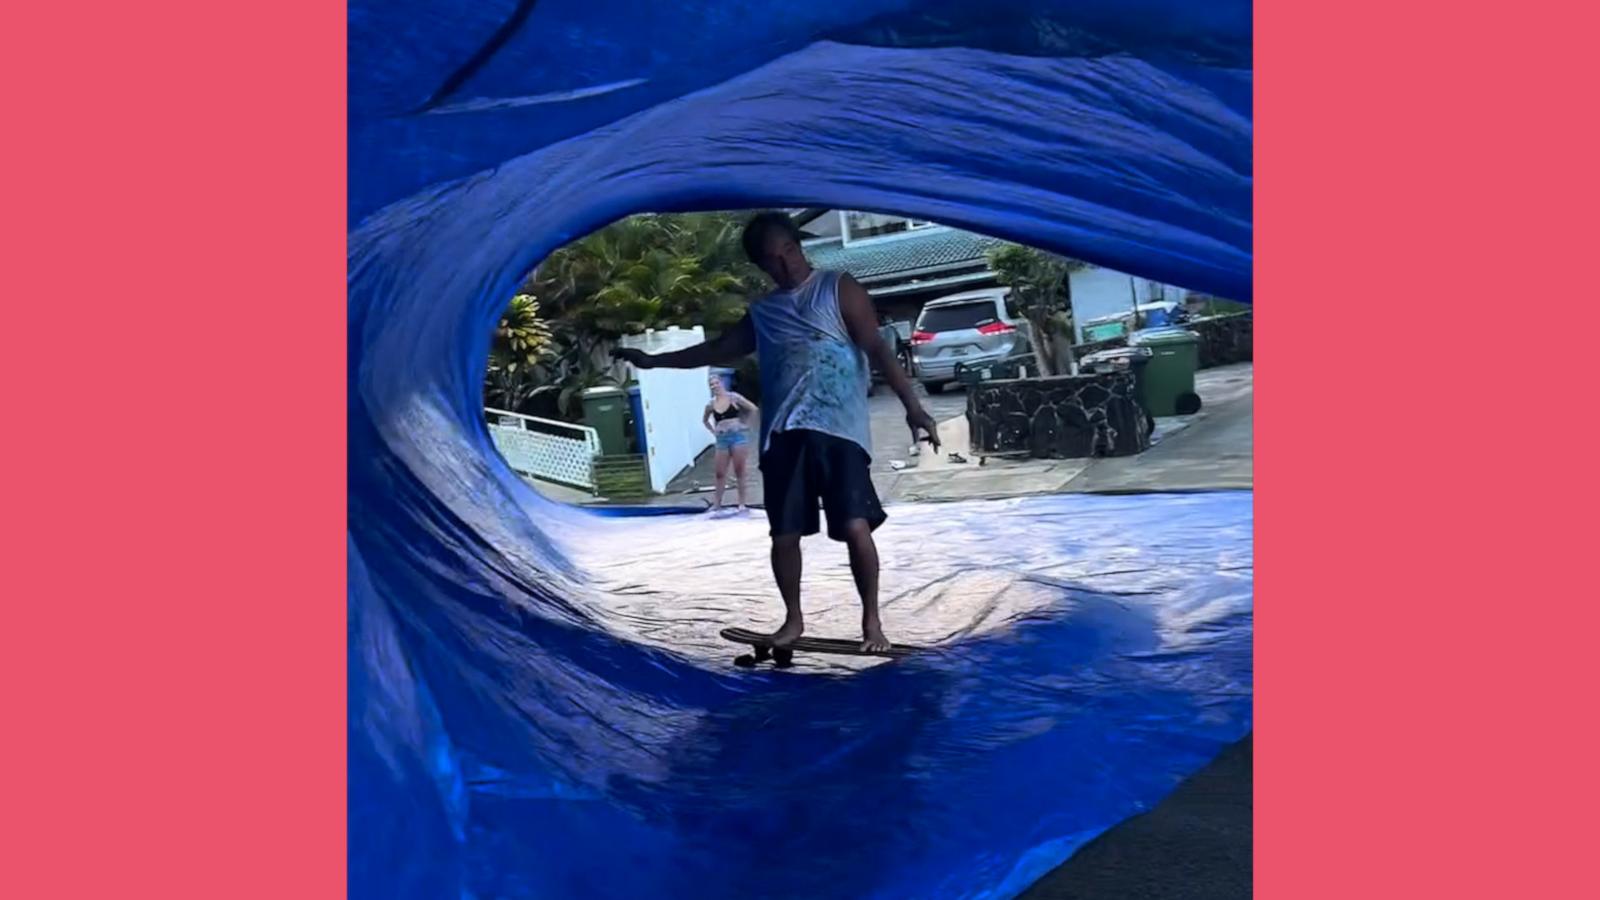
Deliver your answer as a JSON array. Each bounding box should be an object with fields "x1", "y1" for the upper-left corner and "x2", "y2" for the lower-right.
[{"x1": 348, "y1": 3, "x2": 1252, "y2": 897}]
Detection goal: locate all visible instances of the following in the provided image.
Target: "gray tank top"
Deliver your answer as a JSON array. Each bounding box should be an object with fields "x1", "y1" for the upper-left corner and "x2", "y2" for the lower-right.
[{"x1": 746, "y1": 270, "x2": 872, "y2": 457}]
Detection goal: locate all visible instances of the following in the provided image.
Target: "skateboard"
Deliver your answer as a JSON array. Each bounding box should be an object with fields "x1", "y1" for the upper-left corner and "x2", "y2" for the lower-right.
[{"x1": 720, "y1": 627, "x2": 920, "y2": 668}]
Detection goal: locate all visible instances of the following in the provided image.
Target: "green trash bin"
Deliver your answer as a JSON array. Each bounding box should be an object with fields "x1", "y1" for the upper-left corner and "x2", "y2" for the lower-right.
[
  {"x1": 580, "y1": 385, "x2": 630, "y2": 455},
  {"x1": 1128, "y1": 328, "x2": 1202, "y2": 416}
]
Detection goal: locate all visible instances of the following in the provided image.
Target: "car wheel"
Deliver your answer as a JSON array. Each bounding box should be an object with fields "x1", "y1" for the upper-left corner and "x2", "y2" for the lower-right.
[{"x1": 927, "y1": 381, "x2": 946, "y2": 395}]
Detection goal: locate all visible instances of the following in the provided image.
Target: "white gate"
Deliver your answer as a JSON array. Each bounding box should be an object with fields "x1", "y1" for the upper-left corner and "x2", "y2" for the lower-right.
[
  {"x1": 616, "y1": 326, "x2": 716, "y2": 493},
  {"x1": 485, "y1": 408, "x2": 601, "y2": 490}
]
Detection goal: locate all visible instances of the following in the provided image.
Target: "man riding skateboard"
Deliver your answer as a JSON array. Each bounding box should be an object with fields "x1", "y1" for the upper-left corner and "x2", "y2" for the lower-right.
[{"x1": 614, "y1": 212, "x2": 939, "y2": 651}]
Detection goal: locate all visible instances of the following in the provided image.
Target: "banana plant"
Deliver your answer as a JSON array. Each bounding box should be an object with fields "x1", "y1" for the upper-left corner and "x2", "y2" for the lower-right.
[{"x1": 484, "y1": 293, "x2": 556, "y2": 410}]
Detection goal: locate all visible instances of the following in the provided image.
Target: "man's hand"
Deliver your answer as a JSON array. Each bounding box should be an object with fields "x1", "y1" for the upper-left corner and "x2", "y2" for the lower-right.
[
  {"x1": 906, "y1": 405, "x2": 941, "y2": 452},
  {"x1": 611, "y1": 347, "x2": 654, "y2": 369}
]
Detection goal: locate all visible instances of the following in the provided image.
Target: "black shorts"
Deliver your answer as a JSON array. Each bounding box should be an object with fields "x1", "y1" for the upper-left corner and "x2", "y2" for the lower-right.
[{"x1": 760, "y1": 429, "x2": 887, "y2": 541}]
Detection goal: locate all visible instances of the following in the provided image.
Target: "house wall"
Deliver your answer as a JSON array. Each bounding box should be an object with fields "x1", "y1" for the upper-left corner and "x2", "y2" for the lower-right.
[
  {"x1": 1068, "y1": 268, "x2": 1187, "y2": 342},
  {"x1": 806, "y1": 213, "x2": 1193, "y2": 346},
  {"x1": 616, "y1": 326, "x2": 714, "y2": 493},
  {"x1": 869, "y1": 274, "x2": 1002, "y2": 329},
  {"x1": 801, "y1": 211, "x2": 844, "y2": 239},
  {"x1": 873, "y1": 292, "x2": 938, "y2": 328},
  {"x1": 870, "y1": 266, "x2": 1193, "y2": 349}
]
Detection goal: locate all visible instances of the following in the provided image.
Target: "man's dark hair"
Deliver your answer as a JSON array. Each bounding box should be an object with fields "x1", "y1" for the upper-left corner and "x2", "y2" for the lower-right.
[{"x1": 741, "y1": 212, "x2": 804, "y2": 263}]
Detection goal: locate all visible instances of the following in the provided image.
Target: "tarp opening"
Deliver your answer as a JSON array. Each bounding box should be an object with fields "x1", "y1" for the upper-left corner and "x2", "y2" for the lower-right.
[{"x1": 348, "y1": 3, "x2": 1252, "y2": 897}]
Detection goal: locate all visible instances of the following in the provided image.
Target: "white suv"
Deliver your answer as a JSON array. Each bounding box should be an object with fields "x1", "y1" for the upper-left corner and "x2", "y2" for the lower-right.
[{"x1": 909, "y1": 288, "x2": 1032, "y2": 393}]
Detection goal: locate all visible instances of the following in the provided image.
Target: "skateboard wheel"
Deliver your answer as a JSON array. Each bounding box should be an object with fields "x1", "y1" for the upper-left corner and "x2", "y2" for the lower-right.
[
  {"x1": 734, "y1": 654, "x2": 757, "y2": 668},
  {"x1": 773, "y1": 648, "x2": 794, "y2": 668}
]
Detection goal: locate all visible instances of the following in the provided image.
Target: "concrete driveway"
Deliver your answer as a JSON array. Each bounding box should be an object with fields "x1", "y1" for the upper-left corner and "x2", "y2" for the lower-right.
[
  {"x1": 542, "y1": 362, "x2": 1252, "y2": 505},
  {"x1": 880, "y1": 363, "x2": 1253, "y2": 502}
]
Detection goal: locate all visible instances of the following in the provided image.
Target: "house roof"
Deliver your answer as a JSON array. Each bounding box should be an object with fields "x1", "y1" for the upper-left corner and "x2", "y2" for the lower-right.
[{"x1": 805, "y1": 228, "x2": 1007, "y2": 282}]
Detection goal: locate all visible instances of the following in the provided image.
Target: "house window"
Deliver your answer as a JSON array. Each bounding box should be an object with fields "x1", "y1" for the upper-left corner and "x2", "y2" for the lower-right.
[{"x1": 841, "y1": 211, "x2": 934, "y2": 244}]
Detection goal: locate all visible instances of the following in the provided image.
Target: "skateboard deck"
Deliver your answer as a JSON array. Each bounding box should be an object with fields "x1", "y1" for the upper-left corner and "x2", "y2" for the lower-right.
[{"x1": 720, "y1": 627, "x2": 920, "y2": 668}]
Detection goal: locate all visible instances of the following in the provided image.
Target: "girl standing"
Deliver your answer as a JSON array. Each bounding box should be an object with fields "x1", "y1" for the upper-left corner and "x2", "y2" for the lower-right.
[{"x1": 702, "y1": 375, "x2": 758, "y2": 514}]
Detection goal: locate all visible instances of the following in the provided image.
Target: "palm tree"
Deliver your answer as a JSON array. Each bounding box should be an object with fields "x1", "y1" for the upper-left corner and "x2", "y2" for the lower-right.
[
  {"x1": 665, "y1": 214, "x2": 764, "y2": 290},
  {"x1": 582, "y1": 249, "x2": 746, "y2": 334},
  {"x1": 532, "y1": 212, "x2": 758, "y2": 338}
]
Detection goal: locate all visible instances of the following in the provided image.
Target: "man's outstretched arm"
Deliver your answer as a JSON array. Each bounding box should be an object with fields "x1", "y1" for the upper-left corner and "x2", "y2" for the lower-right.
[
  {"x1": 836, "y1": 274, "x2": 941, "y2": 450},
  {"x1": 612, "y1": 315, "x2": 756, "y2": 369}
]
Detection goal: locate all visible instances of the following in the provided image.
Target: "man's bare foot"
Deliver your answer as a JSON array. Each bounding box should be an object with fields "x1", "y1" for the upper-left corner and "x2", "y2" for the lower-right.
[
  {"x1": 861, "y1": 619, "x2": 890, "y2": 653},
  {"x1": 768, "y1": 617, "x2": 804, "y2": 648}
]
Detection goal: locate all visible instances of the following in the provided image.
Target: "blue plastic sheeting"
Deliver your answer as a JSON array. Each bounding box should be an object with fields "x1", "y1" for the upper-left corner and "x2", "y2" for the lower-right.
[
  {"x1": 349, "y1": 1, "x2": 1251, "y2": 301},
  {"x1": 348, "y1": 2, "x2": 1252, "y2": 897},
  {"x1": 352, "y1": 491, "x2": 1252, "y2": 899}
]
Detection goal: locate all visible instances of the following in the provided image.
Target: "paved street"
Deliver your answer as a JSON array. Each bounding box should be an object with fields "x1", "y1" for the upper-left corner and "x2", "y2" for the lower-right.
[{"x1": 531, "y1": 363, "x2": 1253, "y2": 506}]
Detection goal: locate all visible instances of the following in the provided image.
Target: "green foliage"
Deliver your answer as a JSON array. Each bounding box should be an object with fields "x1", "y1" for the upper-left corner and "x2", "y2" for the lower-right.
[
  {"x1": 986, "y1": 243, "x2": 1086, "y2": 320},
  {"x1": 1189, "y1": 294, "x2": 1250, "y2": 317},
  {"x1": 584, "y1": 250, "x2": 748, "y2": 335},
  {"x1": 525, "y1": 212, "x2": 764, "y2": 338},
  {"x1": 540, "y1": 344, "x2": 620, "y2": 418},
  {"x1": 495, "y1": 293, "x2": 555, "y2": 364},
  {"x1": 484, "y1": 293, "x2": 556, "y2": 411},
  {"x1": 986, "y1": 243, "x2": 1090, "y2": 375},
  {"x1": 486, "y1": 212, "x2": 762, "y2": 418}
]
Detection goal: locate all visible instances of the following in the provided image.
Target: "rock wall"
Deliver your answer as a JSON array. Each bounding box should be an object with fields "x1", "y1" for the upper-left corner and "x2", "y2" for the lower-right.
[
  {"x1": 1191, "y1": 312, "x2": 1253, "y2": 369},
  {"x1": 966, "y1": 372, "x2": 1151, "y2": 459}
]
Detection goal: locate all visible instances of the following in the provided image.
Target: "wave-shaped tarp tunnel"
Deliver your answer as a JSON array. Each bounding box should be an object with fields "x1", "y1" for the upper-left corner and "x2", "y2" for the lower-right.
[{"x1": 348, "y1": 2, "x2": 1252, "y2": 897}]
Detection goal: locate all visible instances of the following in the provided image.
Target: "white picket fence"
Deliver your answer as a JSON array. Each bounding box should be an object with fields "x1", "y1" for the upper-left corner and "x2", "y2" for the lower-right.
[{"x1": 485, "y1": 408, "x2": 601, "y2": 490}]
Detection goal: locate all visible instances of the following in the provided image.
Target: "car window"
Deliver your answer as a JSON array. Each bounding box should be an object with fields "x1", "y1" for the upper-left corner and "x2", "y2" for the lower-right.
[
  {"x1": 917, "y1": 302, "x2": 998, "y2": 333},
  {"x1": 1003, "y1": 296, "x2": 1021, "y2": 319}
]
